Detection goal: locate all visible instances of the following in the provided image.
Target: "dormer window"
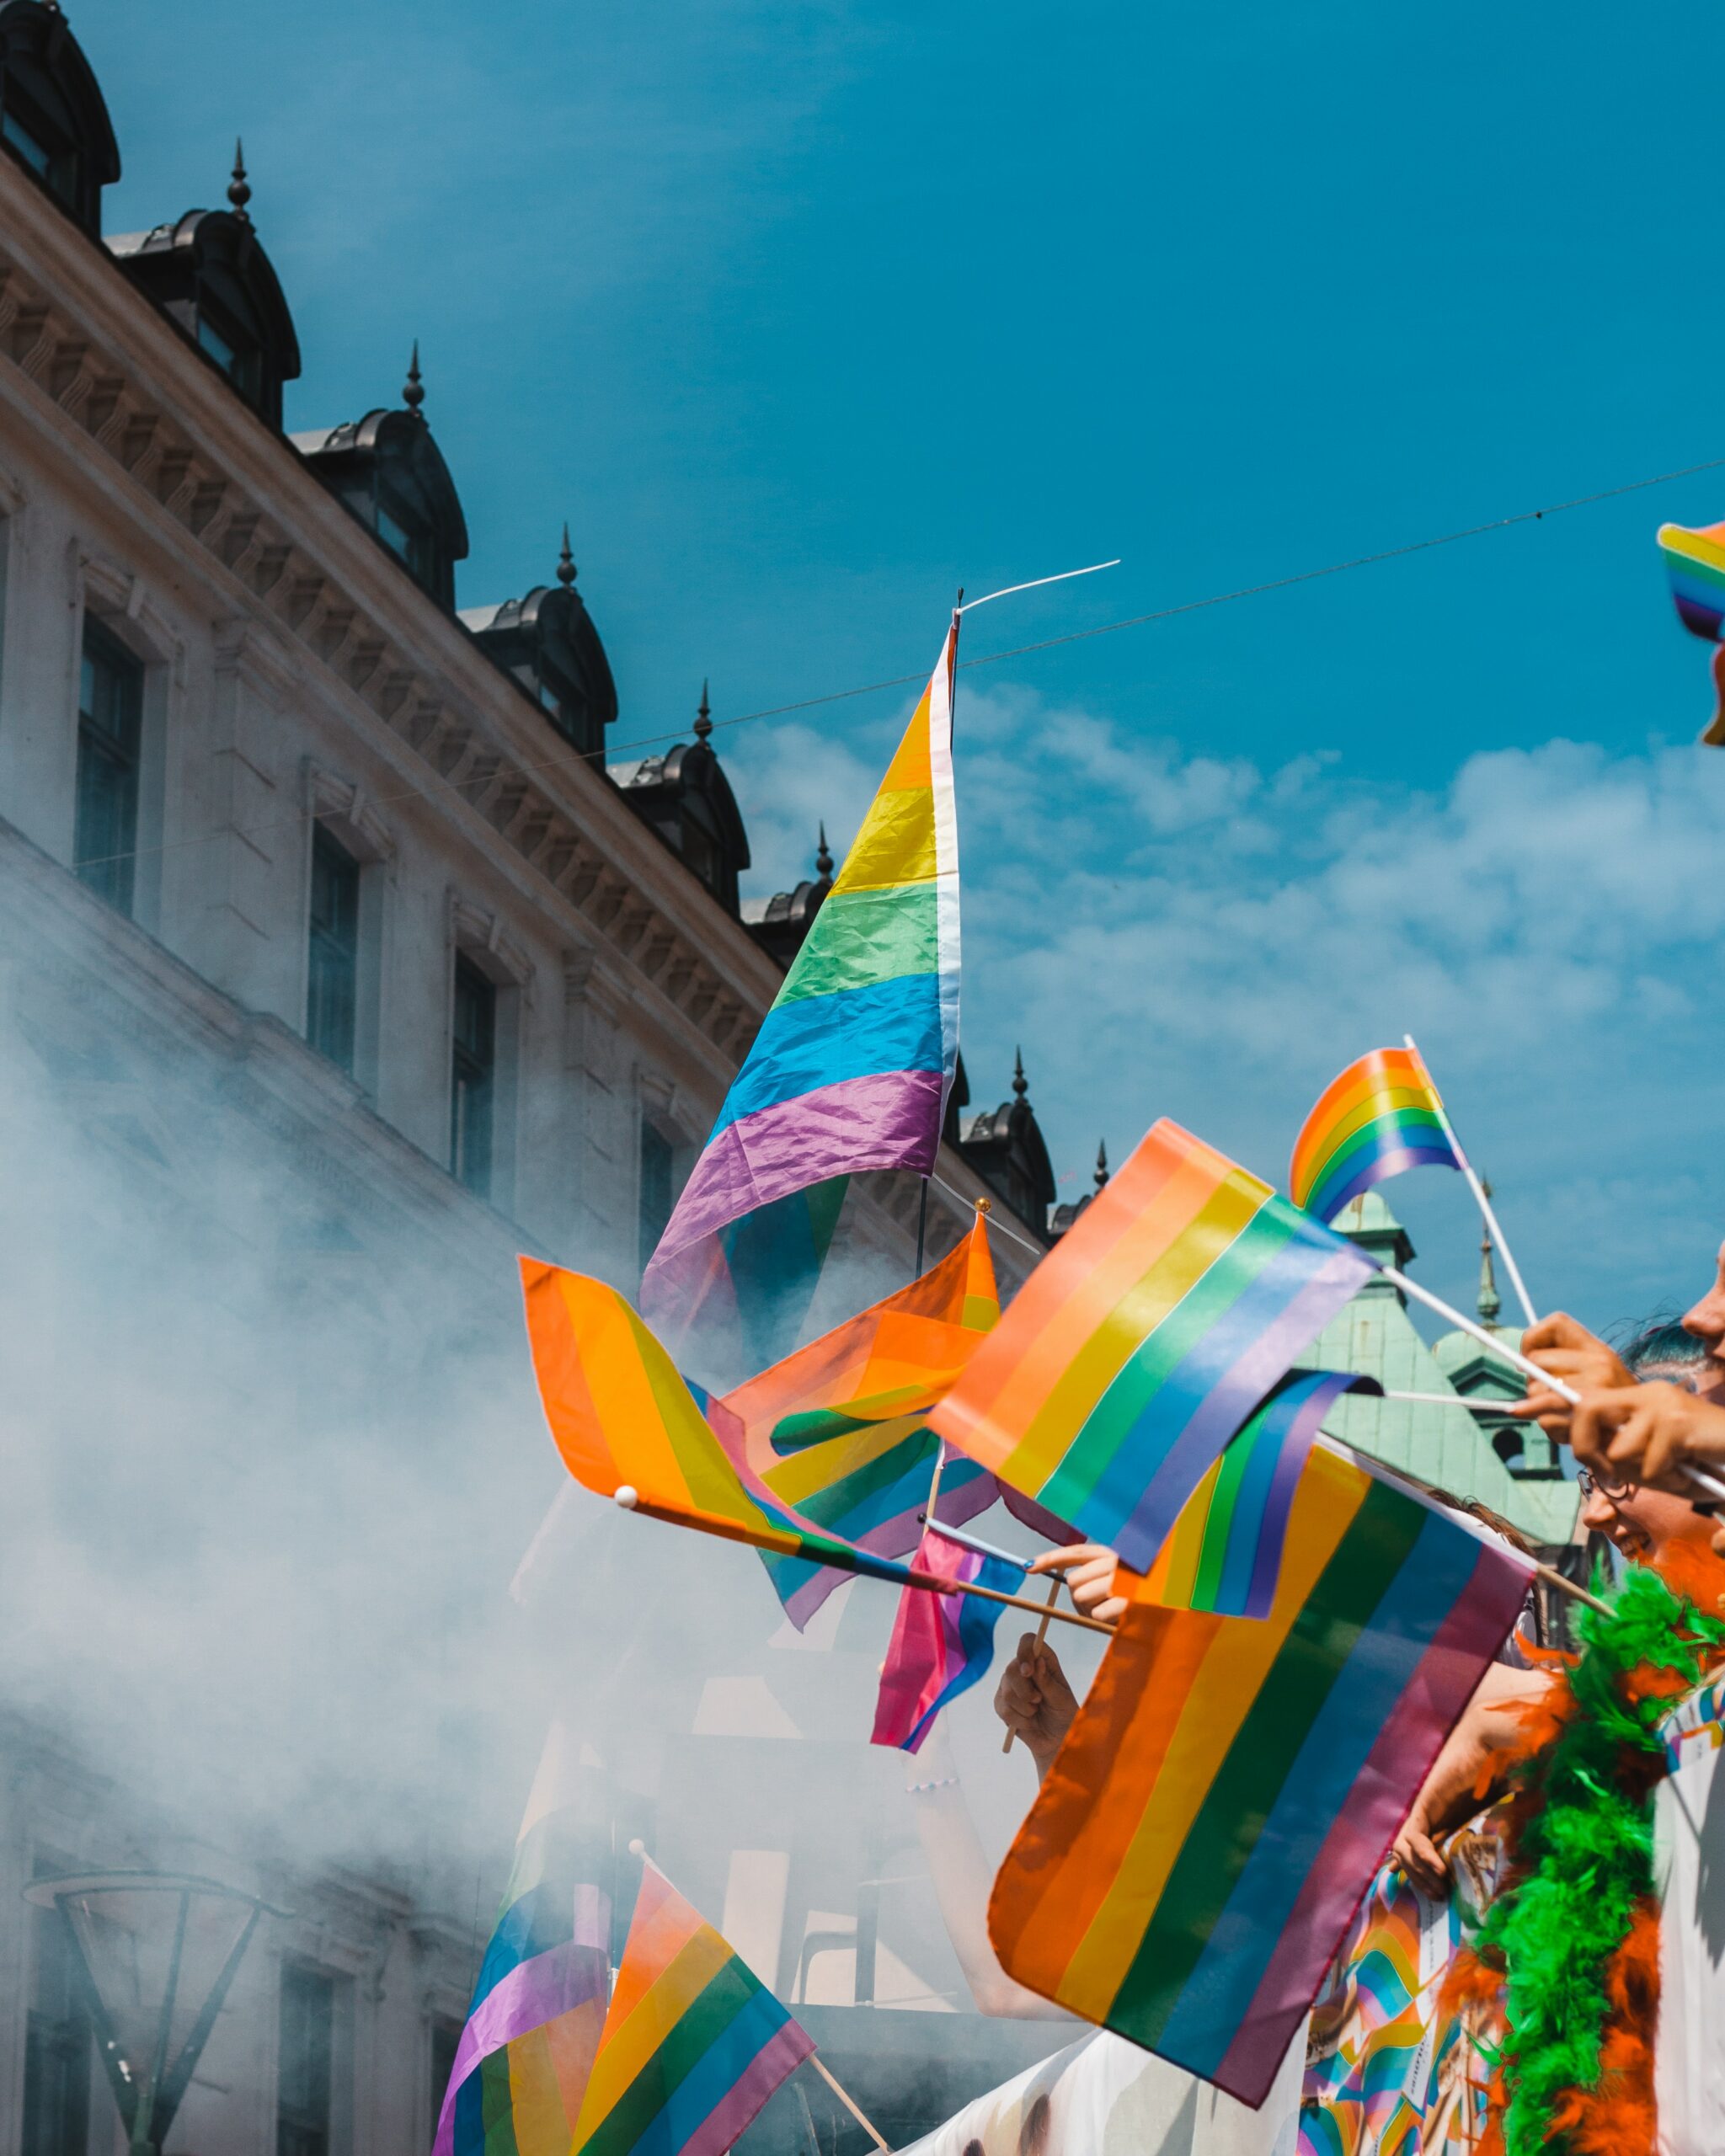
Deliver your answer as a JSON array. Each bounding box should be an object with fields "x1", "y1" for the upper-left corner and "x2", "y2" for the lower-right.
[
  {"x1": 195, "y1": 307, "x2": 263, "y2": 403},
  {"x1": 462, "y1": 531, "x2": 619, "y2": 755},
  {"x1": 0, "y1": 1, "x2": 120, "y2": 237},
  {"x1": 376, "y1": 498, "x2": 432, "y2": 583}
]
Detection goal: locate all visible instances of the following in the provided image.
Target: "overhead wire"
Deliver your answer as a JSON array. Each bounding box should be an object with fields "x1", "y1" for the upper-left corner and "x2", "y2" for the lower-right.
[{"x1": 70, "y1": 446, "x2": 1725, "y2": 877}]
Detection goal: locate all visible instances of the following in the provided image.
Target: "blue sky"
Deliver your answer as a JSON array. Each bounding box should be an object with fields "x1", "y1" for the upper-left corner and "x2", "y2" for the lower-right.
[{"x1": 69, "y1": 0, "x2": 1725, "y2": 1327}]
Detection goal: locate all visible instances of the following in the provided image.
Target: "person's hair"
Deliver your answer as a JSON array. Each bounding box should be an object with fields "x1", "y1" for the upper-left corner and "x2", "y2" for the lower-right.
[{"x1": 1621, "y1": 1322, "x2": 1709, "y2": 1378}]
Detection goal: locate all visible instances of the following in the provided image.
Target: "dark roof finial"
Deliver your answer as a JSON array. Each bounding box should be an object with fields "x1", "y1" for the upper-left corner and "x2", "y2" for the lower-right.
[
  {"x1": 403, "y1": 339, "x2": 425, "y2": 418},
  {"x1": 694, "y1": 680, "x2": 713, "y2": 744},
  {"x1": 227, "y1": 136, "x2": 252, "y2": 224},
  {"x1": 1012, "y1": 1047, "x2": 1028, "y2": 1100},
  {"x1": 1094, "y1": 1139, "x2": 1109, "y2": 1193},
  {"x1": 815, "y1": 821, "x2": 833, "y2": 878},
  {"x1": 557, "y1": 522, "x2": 577, "y2": 589},
  {"x1": 1477, "y1": 1177, "x2": 1502, "y2": 1326}
]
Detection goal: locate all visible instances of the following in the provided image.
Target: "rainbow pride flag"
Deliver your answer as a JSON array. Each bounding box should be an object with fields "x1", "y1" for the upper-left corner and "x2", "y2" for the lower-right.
[
  {"x1": 929, "y1": 1120, "x2": 1378, "y2": 1575},
  {"x1": 1659, "y1": 517, "x2": 1725, "y2": 642},
  {"x1": 871, "y1": 1525, "x2": 1022, "y2": 1753},
  {"x1": 717, "y1": 1214, "x2": 1001, "y2": 1627},
  {"x1": 574, "y1": 1858, "x2": 813, "y2": 2156},
  {"x1": 519, "y1": 1260, "x2": 924, "y2": 1597},
  {"x1": 1289, "y1": 1045, "x2": 1461, "y2": 1225},
  {"x1": 1131, "y1": 1369, "x2": 1378, "y2": 1620},
  {"x1": 642, "y1": 619, "x2": 961, "y2": 1347},
  {"x1": 434, "y1": 1721, "x2": 611, "y2": 2156},
  {"x1": 987, "y1": 1440, "x2": 1532, "y2": 2106}
]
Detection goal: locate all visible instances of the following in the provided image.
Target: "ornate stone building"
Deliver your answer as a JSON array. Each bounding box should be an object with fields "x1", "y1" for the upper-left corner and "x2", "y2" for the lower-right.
[{"x1": 0, "y1": 8, "x2": 1070, "y2": 2155}]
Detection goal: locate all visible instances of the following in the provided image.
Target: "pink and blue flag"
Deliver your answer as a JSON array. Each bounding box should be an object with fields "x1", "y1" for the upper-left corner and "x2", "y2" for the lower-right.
[
  {"x1": 643, "y1": 618, "x2": 960, "y2": 1353},
  {"x1": 871, "y1": 1525, "x2": 1022, "y2": 1754}
]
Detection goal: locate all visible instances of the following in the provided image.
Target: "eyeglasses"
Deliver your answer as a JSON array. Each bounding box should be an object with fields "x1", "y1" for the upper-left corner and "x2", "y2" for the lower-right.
[{"x1": 1576, "y1": 1466, "x2": 1629, "y2": 1501}]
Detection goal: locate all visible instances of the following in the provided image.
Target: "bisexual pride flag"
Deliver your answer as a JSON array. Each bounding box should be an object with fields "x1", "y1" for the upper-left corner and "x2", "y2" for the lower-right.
[
  {"x1": 871, "y1": 1524, "x2": 1023, "y2": 1754},
  {"x1": 642, "y1": 617, "x2": 961, "y2": 1353}
]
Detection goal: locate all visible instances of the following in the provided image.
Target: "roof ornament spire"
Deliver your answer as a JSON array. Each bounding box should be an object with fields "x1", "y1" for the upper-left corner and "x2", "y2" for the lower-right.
[
  {"x1": 1012, "y1": 1047, "x2": 1028, "y2": 1101},
  {"x1": 227, "y1": 137, "x2": 252, "y2": 223},
  {"x1": 1477, "y1": 1177, "x2": 1503, "y2": 1326},
  {"x1": 556, "y1": 522, "x2": 577, "y2": 589},
  {"x1": 1094, "y1": 1139, "x2": 1109, "y2": 1193},
  {"x1": 815, "y1": 821, "x2": 833, "y2": 879},
  {"x1": 693, "y1": 680, "x2": 713, "y2": 744},
  {"x1": 403, "y1": 339, "x2": 425, "y2": 418}
]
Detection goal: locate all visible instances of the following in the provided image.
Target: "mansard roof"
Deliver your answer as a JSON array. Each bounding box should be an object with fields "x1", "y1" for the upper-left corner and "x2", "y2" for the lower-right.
[
  {"x1": 0, "y1": 0, "x2": 119, "y2": 237},
  {"x1": 740, "y1": 828, "x2": 833, "y2": 969},
  {"x1": 957, "y1": 1051, "x2": 1055, "y2": 1241},
  {"x1": 462, "y1": 537, "x2": 618, "y2": 762},
  {"x1": 611, "y1": 734, "x2": 750, "y2": 918},
  {"x1": 292, "y1": 376, "x2": 469, "y2": 610},
  {"x1": 109, "y1": 206, "x2": 302, "y2": 427}
]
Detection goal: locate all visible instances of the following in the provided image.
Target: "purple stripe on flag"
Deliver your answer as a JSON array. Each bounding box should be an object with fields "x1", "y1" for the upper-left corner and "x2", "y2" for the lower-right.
[
  {"x1": 1117, "y1": 1247, "x2": 1375, "y2": 1571},
  {"x1": 1313, "y1": 1139, "x2": 1458, "y2": 1222},
  {"x1": 432, "y1": 1939, "x2": 610, "y2": 2154},
  {"x1": 681, "y1": 2021, "x2": 817, "y2": 2156},
  {"x1": 645, "y1": 1070, "x2": 943, "y2": 1296},
  {"x1": 1242, "y1": 1376, "x2": 1359, "y2": 1617}
]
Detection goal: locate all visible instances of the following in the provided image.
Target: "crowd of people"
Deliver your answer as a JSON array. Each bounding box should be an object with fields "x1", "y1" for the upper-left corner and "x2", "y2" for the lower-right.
[{"x1": 901, "y1": 1241, "x2": 1725, "y2": 2154}]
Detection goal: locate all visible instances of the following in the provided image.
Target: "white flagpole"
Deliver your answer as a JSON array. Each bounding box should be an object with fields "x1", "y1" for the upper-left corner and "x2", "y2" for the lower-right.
[
  {"x1": 1404, "y1": 1033, "x2": 1539, "y2": 1330},
  {"x1": 956, "y1": 560, "x2": 1120, "y2": 614},
  {"x1": 1381, "y1": 1264, "x2": 1725, "y2": 1507}
]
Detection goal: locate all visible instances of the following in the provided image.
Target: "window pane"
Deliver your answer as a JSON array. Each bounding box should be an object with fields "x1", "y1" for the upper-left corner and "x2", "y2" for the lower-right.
[
  {"x1": 450, "y1": 955, "x2": 496, "y2": 1199},
  {"x1": 307, "y1": 826, "x2": 360, "y2": 1074},
  {"x1": 276, "y1": 1966, "x2": 334, "y2": 2156},
  {"x1": 73, "y1": 622, "x2": 143, "y2": 917},
  {"x1": 197, "y1": 314, "x2": 238, "y2": 372},
  {"x1": 639, "y1": 1121, "x2": 675, "y2": 1278},
  {"x1": 3, "y1": 106, "x2": 51, "y2": 176}
]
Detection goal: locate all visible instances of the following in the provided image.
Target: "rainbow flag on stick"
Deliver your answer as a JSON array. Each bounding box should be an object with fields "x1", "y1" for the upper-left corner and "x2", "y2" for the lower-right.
[
  {"x1": 1289, "y1": 1044, "x2": 1461, "y2": 1225},
  {"x1": 987, "y1": 1441, "x2": 1532, "y2": 2106},
  {"x1": 717, "y1": 1213, "x2": 1001, "y2": 1628},
  {"x1": 1130, "y1": 1369, "x2": 1378, "y2": 1620},
  {"x1": 929, "y1": 1119, "x2": 1379, "y2": 1576},
  {"x1": 871, "y1": 1525, "x2": 1022, "y2": 1753},
  {"x1": 574, "y1": 1857, "x2": 813, "y2": 2156},
  {"x1": 434, "y1": 1722, "x2": 612, "y2": 2156},
  {"x1": 1657, "y1": 518, "x2": 1725, "y2": 744},
  {"x1": 642, "y1": 618, "x2": 962, "y2": 1350},
  {"x1": 519, "y1": 1260, "x2": 924, "y2": 1597}
]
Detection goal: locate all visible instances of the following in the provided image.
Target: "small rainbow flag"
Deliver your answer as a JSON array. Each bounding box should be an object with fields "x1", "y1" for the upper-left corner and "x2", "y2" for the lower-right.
[
  {"x1": 871, "y1": 1525, "x2": 1022, "y2": 1753},
  {"x1": 519, "y1": 1260, "x2": 924, "y2": 1597},
  {"x1": 642, "y1": 618, "x2": 962, "y2": 1348},
  {"x1": 434, "y1": 1722, "x2": 612, "y2": 2156},
  {"x1": 1288, "y1": 1044, "x2": 1461, "y2": 1225},
  {"x1": 717, "y1": 1214, "x2": 1001, "y2": 1627},
  {"x1": 1659, "y1": 517, "x2": 1725, "y2": 642},
  {"x1": 1131, "y1": 1369, "x2": 1378, "y2": 1620},
  {"x1": 987, "y1": 1440, "x2": 1532, "y2": 2106},
  {"x1": 574, "y1": 1858, "x2": 813, "y2": 2156},
  {"x1": 929, "y1": 1120, "x2": 1378, "y2": 1575}
]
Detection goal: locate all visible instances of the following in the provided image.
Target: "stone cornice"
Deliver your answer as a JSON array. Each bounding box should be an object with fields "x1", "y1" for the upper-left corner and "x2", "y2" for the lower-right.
[{"x1": 0, "y1": 152, "x2": 787, "y2": 1082}]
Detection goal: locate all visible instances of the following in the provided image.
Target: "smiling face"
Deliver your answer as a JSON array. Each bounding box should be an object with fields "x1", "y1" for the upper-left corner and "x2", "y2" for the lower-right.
[
  {"x1": 1579, "y1": 1353, "x2": 1719, "y2": 1560},
  {"x1": 1681, "y1": 1243, "x2": 1725, "y2": 1401}
]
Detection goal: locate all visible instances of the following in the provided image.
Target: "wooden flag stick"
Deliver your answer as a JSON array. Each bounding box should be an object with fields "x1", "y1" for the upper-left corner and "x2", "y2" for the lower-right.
[
  {"x1": 809, "y1": 2053, "x2": 889, "y2": 2152},
  {"x1": 1002, "y1": 1577, "x2": 1063, "y2": 1754}
]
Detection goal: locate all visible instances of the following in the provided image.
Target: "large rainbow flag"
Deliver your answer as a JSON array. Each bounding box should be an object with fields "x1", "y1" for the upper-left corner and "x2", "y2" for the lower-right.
[
  {"x1": 871, "y1": 1525, "x2": 1022, "y2": 1754},
  {"x1": 1130, "y1": 1369, "x2": 1378, "y2": 1620},
  {"x1": 987, "y1": 1440, "x2": 1532, "y2": 2106},
  {"x1": 641, "y1": 618, "x2": 961, "y2": 1347},
  {"x1": 716, "y1": 1213, "x2": 1000, "y2": 1627},
  {"x1": 434, "y1": 1721, "x2": 612, "y2": 2156},
  {"x1": 520, "y1": 1259, "x2": 928, "y2": 1595},
  {"x1": 928, "y1": 1120, "x2": 1379, "y2": 1575},
  {"x1": 1289, "y1": 1044, "x2": 1461, "y2": 1225},
  {"x1": 573, "y1": 1857, "x2": 813, "y2": 2156}
]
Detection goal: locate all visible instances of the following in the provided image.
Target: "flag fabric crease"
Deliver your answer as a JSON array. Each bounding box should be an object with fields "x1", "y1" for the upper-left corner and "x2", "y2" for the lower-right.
[
  {"x1": 987, "y1": 1439, "x2": 1533, "y2": 2107},
  {"x1": 641, "y1": 618, "x2": 961, "y2": 1348},
  {"x1": 929, "y1": 1119, "x2": 1379, "y2": 1575}
]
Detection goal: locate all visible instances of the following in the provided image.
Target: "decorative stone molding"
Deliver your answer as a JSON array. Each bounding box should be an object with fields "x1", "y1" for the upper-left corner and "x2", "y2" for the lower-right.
[
  {"x1": 307, "y1": 760, "x2": 395, "y2": 865},
  {"x1": 446, "y1": 889, "x2": 532, "y2": 995}
]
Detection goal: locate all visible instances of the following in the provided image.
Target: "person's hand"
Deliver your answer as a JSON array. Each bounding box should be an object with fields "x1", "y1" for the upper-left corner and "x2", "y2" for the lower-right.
[
  {"x1": 1571, "y1": 1382, "x2": 1725, "y2": 1497},
  {"x1": 1513, "y1": 1315, "x2": 1633, "y2": 1438},
  {"x1": 1027, "y1": 1543, "x2": 1127, "y2": 1625},
  {"x1": 993, "y1": 1633, "x2": 1078, "y2": 1768},
  {"x1": 1391, "y1": 1667, "x2": 1555, "y2": 1893}
]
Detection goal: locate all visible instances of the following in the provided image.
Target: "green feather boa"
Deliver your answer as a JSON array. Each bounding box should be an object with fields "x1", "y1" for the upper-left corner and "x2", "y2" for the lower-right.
[{"x1": 1472, "y1": 1567, "x2": 1725, "y2": 2156}]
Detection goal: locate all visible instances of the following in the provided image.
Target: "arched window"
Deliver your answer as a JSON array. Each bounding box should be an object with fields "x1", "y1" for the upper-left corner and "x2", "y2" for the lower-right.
[{"x1": 0, "y1": 1, "x2": 120, "y2": 236}]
